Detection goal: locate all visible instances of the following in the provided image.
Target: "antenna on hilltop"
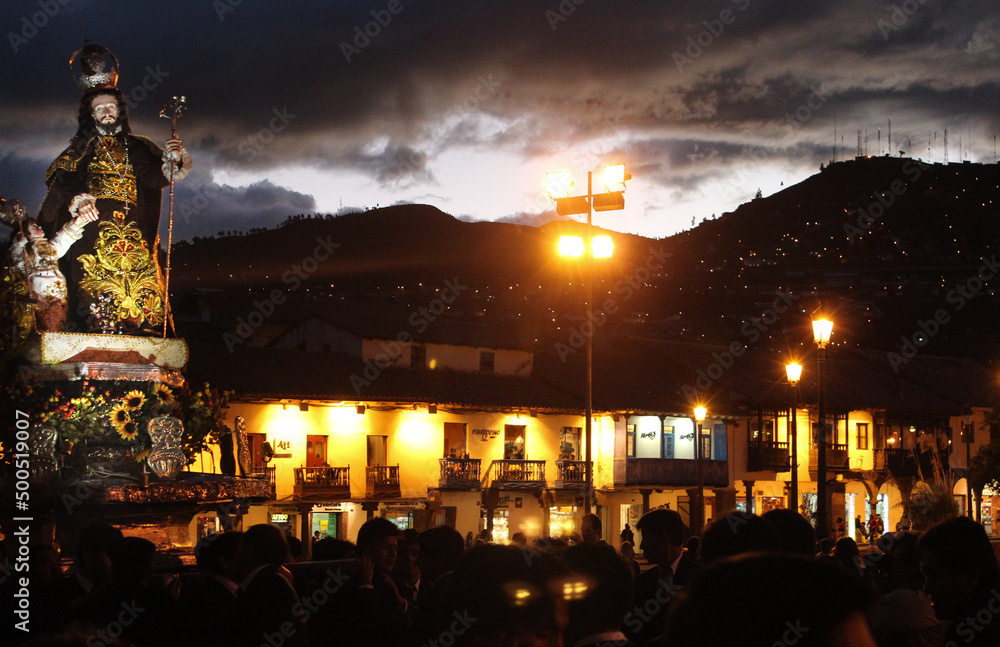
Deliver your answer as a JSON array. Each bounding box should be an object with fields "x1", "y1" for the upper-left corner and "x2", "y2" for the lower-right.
[{"x1": 833, "y1": 116, "x2": 837, "y2": 163}]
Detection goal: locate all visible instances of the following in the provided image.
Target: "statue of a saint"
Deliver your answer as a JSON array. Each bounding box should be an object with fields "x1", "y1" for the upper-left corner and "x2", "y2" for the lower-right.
[{"x1": 37, "y1": 42, "x2": 192, "y2": 335}]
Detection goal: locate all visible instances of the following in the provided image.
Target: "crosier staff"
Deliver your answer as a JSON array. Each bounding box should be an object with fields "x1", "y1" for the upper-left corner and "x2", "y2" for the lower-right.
[{"x1": 159, "y1": 95, "x2": 187, "y2": 338}]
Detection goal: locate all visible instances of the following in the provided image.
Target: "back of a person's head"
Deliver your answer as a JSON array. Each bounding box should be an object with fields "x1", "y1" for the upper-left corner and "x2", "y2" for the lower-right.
[
  {"x1": 563, "y1": 542, "x2": 633, "y2": 634},
  {"x1": 445, "y1": 544, "x2": 566, "y2": 645},
  {"x1": 664, "y1": 553, "x2": 874, "y2": 646},
  {"x1": 76, "y1": 522, "x2": 124, "y2": 562},
  {"x1": 110, "y1": 536, "x2": 156, "y2": 583},
  {"x1": 762, "y1": 508, "x2": 818, "y2": 556},
  {"x1": 818, "y1": 538, "x2": 835, "y2": 554},
  {"x1": 312, "y1": 537, "x2": 356, "y2": 561},
  {"x1": 919, "y1": 515, "x2": 1000, "y2": 586},
  {"x1": 357, "y1": 517, "x2": 401, "y2": 549},
  {"x1": 699, "y1": 512, "x2": 781, "y2": 564},
  {"x1": 195, "y1": 531, "x2": 243, "y2": 574},
  {"x1": 833, "y1": 536, "x2": 859, "y2": 558},
  {"x1": 242, "y1": 523, "x2": 288, "y2": 567},
  {"x1": 637, "y1": 508, "x2": 687, "y2": 546},
  {"x1": 418, "y1": 525, "x2": 465, "y2": 568},
  {"x1": 286, "y1": 535, "x2": 304, "y2": 561}
]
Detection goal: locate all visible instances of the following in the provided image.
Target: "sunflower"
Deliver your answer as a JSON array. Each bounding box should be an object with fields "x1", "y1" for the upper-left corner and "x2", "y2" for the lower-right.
[
  {"x1": 123, "y1": 390, "x2": 146, "y2": 410},
  {"x1": 117, "y1": 420, "x2": 139, "y2": 441},
  {"x1": 134, "y1": 448, "x2": 150, "y2": 463},
  {"x1": 110, "y1": 403, "x2": 131, "y2": 431},
  {"x1": 153, "y1": 383, "x2": 176, "y2": 407}
]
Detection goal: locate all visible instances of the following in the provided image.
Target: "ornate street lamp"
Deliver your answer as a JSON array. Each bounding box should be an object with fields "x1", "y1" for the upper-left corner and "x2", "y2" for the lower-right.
[
  {"x1": 785, "y1": 362, "x2": 802, "y2": 512},
  {"x1": 812, "y1": 317, "x2": 833, "y2": 540},
  {"x1": 547, "y1": 164, "x2": 629, "y2": 514}
]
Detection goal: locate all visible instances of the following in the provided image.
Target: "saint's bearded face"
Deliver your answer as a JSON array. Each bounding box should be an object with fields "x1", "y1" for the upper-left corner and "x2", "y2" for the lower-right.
[{"x1": 90, "y1": 94, "x2": 120, "y2": 134}]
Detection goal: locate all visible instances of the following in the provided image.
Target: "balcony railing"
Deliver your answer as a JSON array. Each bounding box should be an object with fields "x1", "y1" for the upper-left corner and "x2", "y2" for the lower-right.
[
  {"x1": 555, "y1": 459, "x2": 587, "y2": 489},
  {"x1": 872, "y1": 447, "x2": 934, "y2": 478},
  {"x1": 366, "y1": 464, "x2": 401, "y2": 498},
  {"x1": 439, "y1": 458, "x2": 481, "y2": 489},
  {"x1": 247, "y1": 466, "x2": 277, "y2": 499},
  {"x1": 747, "y1": 441, "x2": 790, "y2": 472},
  {"x1": 484, "y1": 460, "x2": 546, "y2": 490},
  {"x1": 613, "y1": 458, "x2": 728, "y2": 487},
  {"x1": 294, "y1": 466, "x2": 351, "y2": 500},
  {"x1": 809, "y1": 443, "x2": 850, "y2": 471}
]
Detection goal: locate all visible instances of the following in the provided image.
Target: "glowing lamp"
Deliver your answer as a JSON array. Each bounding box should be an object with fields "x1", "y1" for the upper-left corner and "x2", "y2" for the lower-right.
[
  {"x1": 559, "y1": 236, "x2": 584, "y2": 257},
  {"x1": 812, "y1": 319, "x2": 833, "y2": 348},
  {"x1": 592, "y1": 235, "x2": 614, "y2": 258}
]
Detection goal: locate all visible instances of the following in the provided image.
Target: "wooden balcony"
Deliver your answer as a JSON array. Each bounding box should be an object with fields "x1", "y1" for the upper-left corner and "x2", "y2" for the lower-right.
[
  {"x1": 747, "y1": 441, "x2": 790, "y2": 472},
  {"x1": 554, "y1": 459, "x2": 587, "y2": 489},
  {"x1": 366, "y1": 464, "x2": 401, "y2": 498},
  {"x1": 612, "y1": 458, "x2": 728, "y2": 487},
  {"x1": 247, "y1": 466, "x2": 276, "y2": 500},
  {"x1": 872, "y1": 448, "x2": 929, "y2": 478},
  {"x1": 485, "y1": 460, "x2": 546, "y2": 490},
  {"x1": 438, "y1": 458, "x2": 481, "y2": 489},
  {"x1": 809, "y1": 444, "x2": 850, "y2": 471},
  {"x1": 294, "y1": 466, "x2": 351, "y2": 500}
]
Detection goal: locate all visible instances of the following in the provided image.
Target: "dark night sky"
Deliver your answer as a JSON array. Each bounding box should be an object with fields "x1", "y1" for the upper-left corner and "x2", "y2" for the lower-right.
[{"x1": 2, "y1": 0, "x2": 999, "y2": 241}]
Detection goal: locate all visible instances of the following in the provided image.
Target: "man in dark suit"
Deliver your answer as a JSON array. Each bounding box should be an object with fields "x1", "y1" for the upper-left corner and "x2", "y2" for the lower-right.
[{"x1": 623, "y1": 508, "x2": 702, "y2": 646}]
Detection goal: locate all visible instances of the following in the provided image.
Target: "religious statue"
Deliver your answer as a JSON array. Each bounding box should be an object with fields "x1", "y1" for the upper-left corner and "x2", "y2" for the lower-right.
[{"x1": 36, "y1": 41, "x2": 192, "y2": 335}]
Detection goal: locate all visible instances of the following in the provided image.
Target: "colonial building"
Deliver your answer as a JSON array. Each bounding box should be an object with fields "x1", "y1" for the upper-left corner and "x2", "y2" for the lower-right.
[{"x1": 182, "y1": 310, "x2": 998, "y2": 550}]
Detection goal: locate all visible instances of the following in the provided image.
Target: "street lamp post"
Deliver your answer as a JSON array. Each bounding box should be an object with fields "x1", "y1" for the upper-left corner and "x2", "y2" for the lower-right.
[
  {"x1": 785, "y1": 362, "x2": 802, "y2": 513},
  {"x1": 694, "y1": 405, "x2": 707, "y2": 536},
  {"x1": 812, "y1": 318, "x2": 833, "y2": 541},
  {"x1": 964, "y1": 413, "x2": 974, "y2": 518},
  {"x1": 547, "y1": 164, "x2": 629, "y2": 515}
]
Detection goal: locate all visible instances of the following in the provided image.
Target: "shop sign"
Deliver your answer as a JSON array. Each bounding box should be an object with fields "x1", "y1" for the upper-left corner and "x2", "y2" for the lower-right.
[{"x1": 472, "y1": 428, "x2": 501, "y2": 441}]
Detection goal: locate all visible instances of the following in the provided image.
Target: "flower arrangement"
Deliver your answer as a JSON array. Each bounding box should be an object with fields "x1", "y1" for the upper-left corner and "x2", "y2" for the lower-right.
[{"x1": 3, "y1": 375, "x2": 232, "y2": 473}]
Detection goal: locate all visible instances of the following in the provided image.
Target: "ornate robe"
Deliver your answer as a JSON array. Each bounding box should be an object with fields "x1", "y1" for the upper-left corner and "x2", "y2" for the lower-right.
[{"x1": 38, "y1": 133, "x2": 170, "y2": 335}]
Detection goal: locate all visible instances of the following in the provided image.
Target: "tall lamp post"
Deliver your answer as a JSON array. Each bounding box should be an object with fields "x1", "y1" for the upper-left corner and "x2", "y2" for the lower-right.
[
  {"x1": 546, "y1": 164, "x2": 630, "y2": 514},
  {"x1": 964, "y1": 413, "x2": 974, "y2": 518},
  {"x1": 812, "y1": 317, "x2": 833, "y2": 540},
  {"x1": 694, "y1": 405, "x2": 707, "y2": 535},
  {"x1": 785, "y1": 362, "x2": 802, "y2": 513}
]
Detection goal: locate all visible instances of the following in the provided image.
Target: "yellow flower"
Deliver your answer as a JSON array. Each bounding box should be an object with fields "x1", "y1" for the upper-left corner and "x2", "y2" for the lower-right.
[
  {"x1": 110, "y1": 403, "x2": 131, "y2": 430},
  {"x1": 117, "y1": 420, "x2": 139, "y2": 441},
  {"x1": 134, "y1": 449, "x2": 150, "y2": 462},
  {"x1": 123, "y1": 390, "x2": 146, "y2": 410},
  {"x1": 153, "y1": 384, "x2": 176, "y2": 407}
]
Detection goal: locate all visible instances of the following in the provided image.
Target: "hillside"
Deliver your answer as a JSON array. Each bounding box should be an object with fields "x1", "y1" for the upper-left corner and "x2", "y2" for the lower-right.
[{"x1": 170, "y1": 157, "x2": 1000, "y2": 361}]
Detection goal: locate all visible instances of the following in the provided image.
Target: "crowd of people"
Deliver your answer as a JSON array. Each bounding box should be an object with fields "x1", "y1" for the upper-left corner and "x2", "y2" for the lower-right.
[{"x1": 4, "y1": 509, "x2": 999, "y2": 647}]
